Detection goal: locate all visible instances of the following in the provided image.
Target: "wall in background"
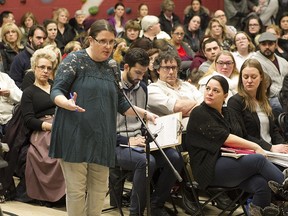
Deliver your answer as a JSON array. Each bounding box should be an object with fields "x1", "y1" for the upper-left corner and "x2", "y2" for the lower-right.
[{"x1": 0, "y1": 0, "x2": 223, "y2": 25}]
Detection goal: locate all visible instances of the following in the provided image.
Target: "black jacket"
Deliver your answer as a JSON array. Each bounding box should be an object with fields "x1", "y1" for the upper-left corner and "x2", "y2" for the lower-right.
[
  {"x1": 228, "y1": 94, "x2": 284, "y2": 150},
  {"x1": 158, "y1": 11, "x2": 181, "y2": 36}
]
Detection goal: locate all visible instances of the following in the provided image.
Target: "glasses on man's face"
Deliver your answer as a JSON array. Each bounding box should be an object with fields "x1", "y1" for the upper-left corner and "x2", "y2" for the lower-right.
[
  {"x1": 94, "y1": 38, "x2": 116, "y2": 46},
  {"x1": 216, "y1": 61, "x2": 234, "y2": 67},
  {"x1": 159, "y1": 66, "x2": 178, "y2": 72},
  {"x1": 36, "y1": 65, "x2": 53, "y2": 72}
]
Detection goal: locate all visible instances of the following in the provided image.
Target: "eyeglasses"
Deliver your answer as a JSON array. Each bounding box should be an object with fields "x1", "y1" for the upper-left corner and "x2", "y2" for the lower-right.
[
  {"x1": 173, "y1": 32, "x2": 185, "y2": 36},
  {"x1": 94, "y1": 38, "x2": 116, "y2": 46},
  {"x1": 36, "y1": 65, "x2": 53, "y2": 72},
  {"x1": 159, "y1": 66, "x2": 178, "y2": 72},
  {"x1": 249, "y1": 24, "x2": 259, "y2": 27},
  {"x1": 216, "y1": 61, "x2": 234, "y2": 67}
]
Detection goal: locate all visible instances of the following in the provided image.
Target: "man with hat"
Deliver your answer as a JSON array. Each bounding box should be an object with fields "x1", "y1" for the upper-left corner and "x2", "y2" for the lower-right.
[{"x1": 252, "y1": 31, "x2": 288, "y2": 117}]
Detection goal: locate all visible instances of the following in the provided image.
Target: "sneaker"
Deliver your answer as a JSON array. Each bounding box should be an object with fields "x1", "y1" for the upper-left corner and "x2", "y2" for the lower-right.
[{"x1": 151, "y1": 206, "x2": 170, "y2": 216}]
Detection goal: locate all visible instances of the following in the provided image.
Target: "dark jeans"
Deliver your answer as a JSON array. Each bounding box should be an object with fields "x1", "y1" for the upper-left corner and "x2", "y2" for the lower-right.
[
  {"x1": 114, "y1": 146, "x2": 183, "y2": 215},
  {"x1": 210, "y1": 154, "x2": 284, "y2": 208}
]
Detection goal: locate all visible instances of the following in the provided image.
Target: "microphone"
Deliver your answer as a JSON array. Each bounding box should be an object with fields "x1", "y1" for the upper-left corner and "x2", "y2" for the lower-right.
[{"x1": 108, "y1": 59, "x2": 123, "y2": 90}]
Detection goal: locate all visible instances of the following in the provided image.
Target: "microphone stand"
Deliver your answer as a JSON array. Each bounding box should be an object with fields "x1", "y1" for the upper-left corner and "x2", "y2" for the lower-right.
[{"x1": 114, "y1": 80, "x2": 182, "y2": 216}]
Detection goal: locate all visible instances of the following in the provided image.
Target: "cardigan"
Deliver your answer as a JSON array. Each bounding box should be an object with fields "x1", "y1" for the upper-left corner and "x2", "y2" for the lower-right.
[{"x1": 185, "y1": 102, "x2": 246, "y2": 189}]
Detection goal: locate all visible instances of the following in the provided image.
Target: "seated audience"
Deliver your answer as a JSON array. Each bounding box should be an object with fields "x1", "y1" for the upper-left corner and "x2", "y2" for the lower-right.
[
  {"x1": 228, "y1": 59, "x2": 288, "y2": 154},
  {"x1": 19, "y1": 12, "x2": 38, "y2": 45},
  {"x1": 119, "y1": 19, "x2": 141, "y2": 46},
  {"x1": 9, "y1": 24, "x2": 47, "y2": 89},
  {"x1": 243, "y1": 14, "x2": 265, "y2": 46},
  {"x1": 147, "y1": 50, "x2": 203, "y2": 121},
  {"x1": 69, "y1": 9, "x2": 86, "y2": 35},
  {"x1": 198, "y1": 37, "x2": 221, "y2": 73},
  {"x1": 266, "y1": 24, "x2": 288, "y2": 61},
  {"x1": 0, "y1": 23, "x2": 24, "y2": 74},
  {"x1": 198, "y1": 50, "x2": 239, "y2": 101},
  {"x1": 140, "y1": 15, "x2": 171, "y2": 41},
  {"x1": 0, "y1": 71, "x2": 22, "y2": 139},
  {"x1": 205, "y1": 18, "x2": 233, "y2": 51},
  {"x1": 158, "y1": 0, "x2": 181, "y2": 36},
  {"x1": 107, "y1": 2, "x2": 126, "y2": 37},
  {"x1": 53, "y1": 8, "x2": 76, "y2": 54},
  {"x1": 214, "y1": 10, "x2": 237, "y2": 39},
  {"x1": 252, "y1": 32, "x2": 288, "y2": 118},
  {"x1": 168, "y1": 24, "x2": 194, "y2": 78},
  {"x1": 135, "y1": 3, "x2": 149, "y2": 23},
  {"x1": 183, "y1": 0, "x2": 210, "y2": 31},
  {"x1": 185, "y1": 75, "x2": 284, "y2": 215},
  {"x1": 231, "y1": 31, "x2": 256, "y2": 71},
  {"x1": 183, "y1": 15, "x2": 203, "y2": 53},
  {"x1": 20, "y1": 48, "x2": 65, "y2": 204},
  {"x1": 113, "y1": 47, "x2": 182, "y2": 216}
]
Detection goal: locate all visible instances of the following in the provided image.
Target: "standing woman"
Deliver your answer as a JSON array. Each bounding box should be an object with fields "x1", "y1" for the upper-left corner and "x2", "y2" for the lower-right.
[
  {"x1": 107, "y1": 2, "x2": 126, "y2": 37},
  {"x1": 21, "y1": 48, "x2": 65, "y2": 204},
  {"x1": 0, "y1": 23, "x2": 24, "y2": 74},
  {"x1": 185, "y1": 75, "x2": 284, "y2": 215},
  {"x1": 184, "y1": 15, "x2": 204, "y2": 53},
  {"x1": 49, "y1": 19, "x2": 157, "y2": 216},
  {"x1": 53, "y1": 8, "x2": 76, "y2": 54},
  {"x1": 228, "y1": 59, "x2": 288, "y2": 154}
]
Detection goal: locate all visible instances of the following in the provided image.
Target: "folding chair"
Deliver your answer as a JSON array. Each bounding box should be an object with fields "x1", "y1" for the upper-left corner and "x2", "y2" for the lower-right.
[
  {"x1": 102, "y1": 166, "x2": 132, "y2": 216},
  {"x1": 177, "y1": 145, "x2": 250, "y2": 216}
]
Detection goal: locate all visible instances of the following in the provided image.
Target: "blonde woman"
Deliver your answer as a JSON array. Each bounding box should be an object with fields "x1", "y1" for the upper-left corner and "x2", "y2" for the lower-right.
[
  {"x1": 198, "y1": 50, "x2": 239, "y2": 101},
  {"x1": 205, "y1": 18, "x2": 232, "y2": 50},
  {"x1": 0, "y1": 23, "x2": 24, "y2": 73},
  {"x1": 53, "y1": 8, "x2": 76, "y2": 54},
  {"x1": 21, "y1": 48, "x2": 65, "y2": 205}
]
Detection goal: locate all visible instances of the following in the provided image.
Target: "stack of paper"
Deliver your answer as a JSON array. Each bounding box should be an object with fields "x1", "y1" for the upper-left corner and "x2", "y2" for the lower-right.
[{"x1": 265, "y1": 151, "x2": 288, "y2": 167}]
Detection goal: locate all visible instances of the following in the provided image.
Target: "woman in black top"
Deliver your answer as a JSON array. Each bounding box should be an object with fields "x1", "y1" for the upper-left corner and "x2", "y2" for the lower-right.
[
  {"x1": 21, "y1": 48, "x2": 65, "y2": 204},
  {"x1": 186, "y1": 75, "x2": 284, "y2": 214},
  {"x1": 228, "y1": 59, "x2": 288, "y2": 154}
]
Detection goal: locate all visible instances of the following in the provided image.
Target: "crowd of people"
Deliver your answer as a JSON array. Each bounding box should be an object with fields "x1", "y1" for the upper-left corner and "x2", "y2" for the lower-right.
[{"x1": 0, "y1": 0, "x2": 288, "y2": 216}]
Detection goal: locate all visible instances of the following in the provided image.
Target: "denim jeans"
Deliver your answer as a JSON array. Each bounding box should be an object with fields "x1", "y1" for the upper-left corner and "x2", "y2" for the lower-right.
[
  {"x1": 114, "y1": 146, "x2": 183, "y2": 215},
  {"x1": 210, "y1": 154, "x2": 284, "y2": 208}
]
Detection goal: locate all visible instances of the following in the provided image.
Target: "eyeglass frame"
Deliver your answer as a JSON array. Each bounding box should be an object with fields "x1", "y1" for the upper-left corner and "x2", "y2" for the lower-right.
[
  {"x1": 216, "y1": 61, "x2": 234, "y2": 67},
  {"x1": 93, "y1": 38, "x2": 116, "y2": 46},
  {"x1": 159, "y1": 65, "x2": 178, "y2": 72},
  {"x1": 36, "y1": 65, "x2": 53, "y2": 72}
]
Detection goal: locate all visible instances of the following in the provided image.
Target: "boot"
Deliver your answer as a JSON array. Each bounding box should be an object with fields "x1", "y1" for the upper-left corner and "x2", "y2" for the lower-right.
[
  {"x1": 268, "y1": 181, "x2": 288, "y2": 201},
  {"x1": 249, "y1": 203, "x2": 280, "y2": 216}
]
